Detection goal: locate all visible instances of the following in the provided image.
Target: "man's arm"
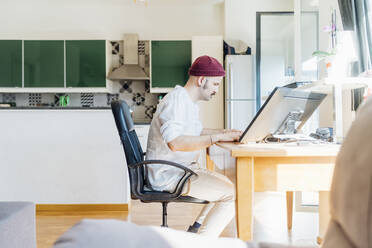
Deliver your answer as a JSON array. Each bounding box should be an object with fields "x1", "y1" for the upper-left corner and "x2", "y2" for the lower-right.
[
  {"x1": 202, "y1": 128, "x2": 242, "y2": 135},
  {"x1": 167, "y1": 131, "x2": 242, "y2": 152},
  {"x1": 201, "y1": 128, "x2": 224, "y2": 135},
  {"x1": 168, "y1": 135, "x2": 212, "y2": 152}
]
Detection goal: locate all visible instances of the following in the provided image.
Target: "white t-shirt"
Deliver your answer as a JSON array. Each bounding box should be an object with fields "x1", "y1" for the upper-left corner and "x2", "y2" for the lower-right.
[{"x1": 146, "y1": 86, "x2": 203, "y2": 192}]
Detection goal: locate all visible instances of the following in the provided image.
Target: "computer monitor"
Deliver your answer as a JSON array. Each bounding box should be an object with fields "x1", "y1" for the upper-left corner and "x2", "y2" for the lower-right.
[{"x1": 239, "y1": 87, "x2": 327, "y2": 143}]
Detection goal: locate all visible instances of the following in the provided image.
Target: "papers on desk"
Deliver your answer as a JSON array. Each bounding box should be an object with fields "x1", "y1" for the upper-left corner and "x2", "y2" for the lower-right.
[
  {"x1": 273, "y1": 134, "x2": 318, "y2": 141},
  {"x1": 260, "y1": 133, "x2": 328, "y2": 145}
]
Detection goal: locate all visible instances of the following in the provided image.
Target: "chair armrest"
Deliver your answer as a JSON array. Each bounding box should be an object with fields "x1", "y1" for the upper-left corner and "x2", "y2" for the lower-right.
[
  {"x1": 129, "y1": 160, "x2": 197, "y2": 197},
  {"x1": 129, "y1": 160, "x2": 198, "y2": 177}
]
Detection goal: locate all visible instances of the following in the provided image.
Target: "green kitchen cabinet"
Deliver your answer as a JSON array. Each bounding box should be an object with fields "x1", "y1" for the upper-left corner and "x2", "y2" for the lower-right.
[
  {"x1": 0, "y1": 40, "x2": 22, "y2": 87},
  {"x1": 151, "y1": 40, "x2": 191, "y2": 88},
  {"x1": 66, "y1": 40, "x2": 106, "y2": 87},
  {"x1": 24, "y1": 40, "x2": 64, "y2": 87}
]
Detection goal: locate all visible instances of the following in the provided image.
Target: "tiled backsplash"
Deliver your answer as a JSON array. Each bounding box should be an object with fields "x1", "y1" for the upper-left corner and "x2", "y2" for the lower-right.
[{"x1": 0, "y1": 40, "x2": 160, "y2": 123}]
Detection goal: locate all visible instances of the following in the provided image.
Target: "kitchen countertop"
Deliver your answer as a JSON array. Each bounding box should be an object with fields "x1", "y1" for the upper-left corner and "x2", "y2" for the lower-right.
[
  {"x1": 0, "y1": 106, "x2": 111, "y2": 110},
  {"x1": 0, "y1": 106, "x2": 152, "y2": 124}
]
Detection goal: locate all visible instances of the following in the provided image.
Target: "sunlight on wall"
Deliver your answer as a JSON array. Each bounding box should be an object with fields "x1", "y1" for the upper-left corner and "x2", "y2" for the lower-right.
[{"x1": 328, "y1": 31, "x2": 358, "y2": 78}]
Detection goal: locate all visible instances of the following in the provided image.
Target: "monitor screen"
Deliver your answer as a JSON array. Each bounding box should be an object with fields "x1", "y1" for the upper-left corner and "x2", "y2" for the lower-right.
[{"x1": 239, "y1": 87, "x2": 327, "y2": 143}]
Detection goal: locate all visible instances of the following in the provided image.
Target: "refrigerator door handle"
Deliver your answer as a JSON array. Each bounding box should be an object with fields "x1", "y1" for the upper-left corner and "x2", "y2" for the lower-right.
[
  {"x1": 229, "y1": 62, "x2": 233, "y2": 99},
  {"x1": 229, "y1": 63, "x2": 234, "y2": 129},
  {"x1": 226, "y1": 62, "x2": 231, "y2": 100},
  {"x1": 228, "y1": 101, "x2": 231, "y2": 129}
]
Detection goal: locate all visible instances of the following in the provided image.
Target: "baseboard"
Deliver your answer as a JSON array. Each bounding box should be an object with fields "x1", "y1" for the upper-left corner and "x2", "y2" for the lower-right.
[{"x1": 36, "y1": 204, "x2": 129, "y2": 213}]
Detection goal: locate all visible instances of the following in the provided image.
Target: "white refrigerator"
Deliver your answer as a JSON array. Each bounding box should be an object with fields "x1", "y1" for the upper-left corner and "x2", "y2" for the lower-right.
[{"x1": 225, "y1": 55, "x2": 256, "y2": 131}]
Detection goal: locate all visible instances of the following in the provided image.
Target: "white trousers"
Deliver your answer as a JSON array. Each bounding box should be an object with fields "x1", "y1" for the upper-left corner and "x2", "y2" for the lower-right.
[{"x1": 183, "y1": 167, "x2": 235, "y2": 237}]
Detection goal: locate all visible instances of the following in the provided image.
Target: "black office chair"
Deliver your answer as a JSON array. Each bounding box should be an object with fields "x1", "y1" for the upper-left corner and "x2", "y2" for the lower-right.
[{"x1": 111, "y1": 100, "x2": 209, "y2": 228}]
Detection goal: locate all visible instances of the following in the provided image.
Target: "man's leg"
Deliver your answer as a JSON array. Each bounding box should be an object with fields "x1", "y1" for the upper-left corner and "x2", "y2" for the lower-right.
[
  {"x1": 186, "y1": 169, "x2": 235, "y2": 236},
  {"x1": 187, "y1": 203, "x2": 214, "y2": 232}
]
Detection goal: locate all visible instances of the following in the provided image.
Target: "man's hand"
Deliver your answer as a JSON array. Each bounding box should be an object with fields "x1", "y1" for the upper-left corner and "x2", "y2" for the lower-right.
[
  {"x1": 167, "y1": 130, "x2": 242, "y2": 152},
  {"x1": 202, "y1": 128, "x2": 242, "y2": 135},
  {"x1": 222, "y1": 129, "x2": 242, "y2": 134}
]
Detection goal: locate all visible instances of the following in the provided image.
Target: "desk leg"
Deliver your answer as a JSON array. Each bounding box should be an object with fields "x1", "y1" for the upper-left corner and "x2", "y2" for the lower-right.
[
  {"x1": 236, "y1": 157, "x2": 254, "y2": 241},
  {"x1": 318, "y1": 191, "x2": 330, "y2": 244},
  {"x1": 206, "y1": 147, "x2": 215, "y2": 171},
  {"x1": 286, "y1": 191, "x2": 293, "y2": 230}
]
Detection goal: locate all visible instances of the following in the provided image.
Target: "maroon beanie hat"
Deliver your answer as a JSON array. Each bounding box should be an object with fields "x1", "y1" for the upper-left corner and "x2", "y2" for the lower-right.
[{"x1": 188, "y1": 55, "x2": 225, "y2": 77}]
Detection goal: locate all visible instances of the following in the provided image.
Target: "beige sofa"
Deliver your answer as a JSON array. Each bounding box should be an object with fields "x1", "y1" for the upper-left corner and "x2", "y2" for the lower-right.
[
  {"x1": 321, "y1": 95, "x2": 372, "y2": 248},
  {"x1": 54, "y1": 97, "x2": 372, "y2": 248}
]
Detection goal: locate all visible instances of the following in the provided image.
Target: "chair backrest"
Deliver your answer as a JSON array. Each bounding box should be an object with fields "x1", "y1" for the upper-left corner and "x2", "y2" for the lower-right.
[{"x1": 111, "y1": 100, "x2": 146, "y2": 199}]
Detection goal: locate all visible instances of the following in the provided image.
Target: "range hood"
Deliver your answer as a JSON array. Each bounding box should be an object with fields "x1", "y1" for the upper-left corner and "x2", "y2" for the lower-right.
[{"x1": 108, "y1": 34, "x2": 150, "y2": 80}]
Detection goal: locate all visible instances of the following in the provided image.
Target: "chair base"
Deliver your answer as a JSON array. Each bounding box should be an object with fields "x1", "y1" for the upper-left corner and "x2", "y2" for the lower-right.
[
  {"x1": 139, "y1": 197, "x2": 209, "y2": 227},
  {"x1": 161, "y1": 202, "x2": 168, "y2": 227}
]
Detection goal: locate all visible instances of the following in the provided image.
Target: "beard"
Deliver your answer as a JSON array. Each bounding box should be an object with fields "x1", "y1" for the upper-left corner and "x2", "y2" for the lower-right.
[
  {"x1": 203, "y1": 84, "x2": 216, "y2": 100},
  {"x1": 202, "y1": 92, "x2": 215, "y2": 101},
  {"x1": 202, "y1": 82, "x2": 216, "y2": 100}
]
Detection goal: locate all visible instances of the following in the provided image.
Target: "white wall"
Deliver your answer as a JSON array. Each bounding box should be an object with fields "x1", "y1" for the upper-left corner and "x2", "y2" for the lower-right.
[
  {"x1": 224, "y1": 0, "x2": 294, "y2": 55},
  {"x1": 0, "y1": 0, "x2": 224, "y2": 40},
  {"x1": 301, "y1": 12, "x2": 318, "y2": 80}
]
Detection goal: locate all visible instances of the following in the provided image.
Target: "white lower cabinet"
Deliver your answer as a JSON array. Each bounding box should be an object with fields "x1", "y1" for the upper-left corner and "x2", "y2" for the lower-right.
[
  {"x1": 134, "y1": 124, "x2": 150, "y2": 152},
  {"x1": 0, "y1": 109, "x2": 128, "y2": 203},
  {"x1": 208, "y1": 145, "x2": 236, "y2": 183}
]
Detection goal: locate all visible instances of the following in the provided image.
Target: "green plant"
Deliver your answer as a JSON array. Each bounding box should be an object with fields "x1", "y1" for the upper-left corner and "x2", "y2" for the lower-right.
[
  {"x1": 312, "y1": 49, "x2": 336, "y2": 60},
  {"x1": 312, "y1": 8, "x2": 337, "y2": 62}
]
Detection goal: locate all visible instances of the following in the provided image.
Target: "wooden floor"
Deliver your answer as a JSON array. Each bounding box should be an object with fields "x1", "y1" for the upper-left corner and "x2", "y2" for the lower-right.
[
  {"x1": 36, "y1": 192, "x2": 318, "y2": 248},
  {"x1": 36, "y1": 211, "x2": 128, "y2": 248}
]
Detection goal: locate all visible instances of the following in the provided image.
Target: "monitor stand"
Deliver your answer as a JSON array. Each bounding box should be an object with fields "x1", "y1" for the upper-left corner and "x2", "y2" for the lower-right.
[
  {"x1": 275, "y1": 110, "x2": 304, "y2": 134},
  {"x1": 261, "y1": 110, "x2": 317, "y2": 143}
]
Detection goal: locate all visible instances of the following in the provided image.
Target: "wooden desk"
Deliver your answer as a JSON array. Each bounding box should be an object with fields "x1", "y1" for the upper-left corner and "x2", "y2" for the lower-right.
[{"x1": 213, "y1": 142, "x2": 340, "y2": 241}]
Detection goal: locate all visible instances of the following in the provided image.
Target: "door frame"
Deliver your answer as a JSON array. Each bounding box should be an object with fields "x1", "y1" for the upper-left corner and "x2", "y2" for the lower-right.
[{"x1": 256, "y1": 11, "x2": 294, "y2": 109}]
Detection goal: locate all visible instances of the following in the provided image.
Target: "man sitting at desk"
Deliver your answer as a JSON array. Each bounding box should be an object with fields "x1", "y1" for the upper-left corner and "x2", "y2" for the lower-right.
[{"x1": 146, "y1": 55, "x2": 241, "y2": 236}]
